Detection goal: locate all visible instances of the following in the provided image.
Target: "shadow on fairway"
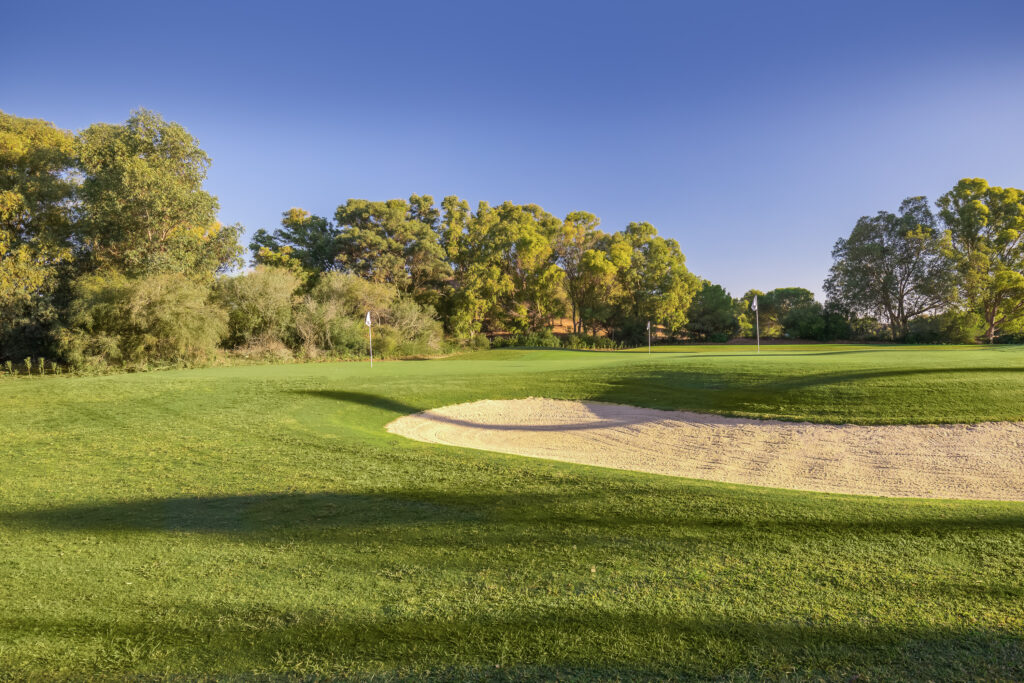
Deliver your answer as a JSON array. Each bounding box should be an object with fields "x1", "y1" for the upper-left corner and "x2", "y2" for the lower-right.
[
  {"x1": 297, "y1": 389, "x2": 694, "y2": 432},
  {"x1": 3, "y1": 602, "x2": 1022, "y2": 679},
  {"x1": 297, "y1": 389, "x2": 421, "y2": 415},
  {"x1": 3, "y1": 486, "x2": 1022, "y2": 540}
]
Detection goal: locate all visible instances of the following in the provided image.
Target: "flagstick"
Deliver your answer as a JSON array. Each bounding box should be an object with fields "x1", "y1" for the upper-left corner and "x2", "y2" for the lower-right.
[
  {"x1": 755, "y1": 308, "x2": 760, "y2": 354},
  {"x1": 368, "y1": 317, "x2": 373, "y2": 368},
  {"x1": 648, "y1": 321, "x2": 651, "y2": 355}
]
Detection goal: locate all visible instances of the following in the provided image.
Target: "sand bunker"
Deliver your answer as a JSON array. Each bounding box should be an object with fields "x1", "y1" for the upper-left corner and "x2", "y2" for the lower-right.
[{"x1": 386, "y1": 398, "x2": 1024, "y2": 501}]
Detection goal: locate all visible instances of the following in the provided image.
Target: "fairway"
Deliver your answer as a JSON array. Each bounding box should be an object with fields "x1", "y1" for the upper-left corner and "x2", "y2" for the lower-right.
[{"x1": 2, "y1": 345, "x2": 1024, "y2": 679}]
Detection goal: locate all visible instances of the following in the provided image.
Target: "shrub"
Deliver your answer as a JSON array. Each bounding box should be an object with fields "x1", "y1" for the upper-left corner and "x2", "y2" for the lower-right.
[
  {"x1": 906, "y1": 310, "x2": 985, "y2": 344},
  {"x1": 781, "y1": 302, "x2": 827, "y2": 340},
  {"x1": 294, "y1": 272, "x2": 442, "y2": 357},
  {"x1": 685, "y1": 283, "x2": 739, "y2": 341},
  {"x1": 213, "y1": 266, "x2": 300, "y2": 347},
  {"x1": 58, "y1": 271, "x2": 226, "y2": 369},
  {"x1": 492, "y1": 329, "x2": 561, "y2": 348}
]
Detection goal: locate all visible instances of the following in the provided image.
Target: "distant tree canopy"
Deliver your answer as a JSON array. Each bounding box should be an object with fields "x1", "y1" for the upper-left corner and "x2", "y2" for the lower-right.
[
  {"x1": 825, "y1": 196, "x2": 954, "y2": 338},
  {"x1": 2, "y1": 105, "x2": 1021, "y2": 370},
  {"x1": 253, "y1": 198, "x2": 701, "y2": 343},
  {"x1": 937, "y1": 178, "x2": 1024, "y2": 342},
  {"x1": 826, "y1": 182, "x2": 1024, "y2": 342},
  {"x1": 685, "y1": 282, "x2": 739, "y2": 342}
]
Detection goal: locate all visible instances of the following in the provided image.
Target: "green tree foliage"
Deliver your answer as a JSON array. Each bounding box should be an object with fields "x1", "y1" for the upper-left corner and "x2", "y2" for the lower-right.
[
  {"x1": 685, "y1": 282, "x2": 739, "y2": 341},
  {"x1": 0, "y1": 112, "x2": 77, "y2": 357},
  {"x1": 444, "y1": 201, "x2": 566, "y2": 335},
  {"x1": 213, "y1": 267, "x2": 300, "y2": 347},
  {"x1": 757, "y1": 287, "x2": 815, "y2": 336},
  {"x1": 556, "y1": 211, "x2": 608, "y2": 333},
  {"x1": 610, "y1": 222, "x2": 699, "y2": 339},
  {"x1": 334, "y1": 195, "x2": 449, "y2": 307},
  {"x1": 293, "y1": 273, "x2": 442, "y2": 357},
  {"x1": 781, "y1": 302, "x2": 826, "y2": 340},
  {"x1": 250, "y1": 208, "x2": 338, "y2": 275},
  {"x1": 937, "y1": 178, "x2": 1024, "y2": 342},
  {"x1": 57, "y1": 271, "x2": 226, "y2": 369},
  {"x1": 76, "y1": 109, "x2": 242, "y2": 277},
  {"x1": 905, "y1": 310, "x2": 985, "y2": 344},
  {"x1": 825, "y1": 197, "x2": 955, "y2": 339}
]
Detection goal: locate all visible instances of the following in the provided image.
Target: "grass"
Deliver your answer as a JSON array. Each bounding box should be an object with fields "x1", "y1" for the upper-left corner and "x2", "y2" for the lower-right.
[{"x1": 1, "y1": 344, "x2": 1023, "y2": 680}]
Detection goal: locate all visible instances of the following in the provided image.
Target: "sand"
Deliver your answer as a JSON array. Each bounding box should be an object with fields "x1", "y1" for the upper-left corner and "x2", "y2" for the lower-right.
[{"x1": 385, "y1": 398, "x2": 1024, "y2": 501}]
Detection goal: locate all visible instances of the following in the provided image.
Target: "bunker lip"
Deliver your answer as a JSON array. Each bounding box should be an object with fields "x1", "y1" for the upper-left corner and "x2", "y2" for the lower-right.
[{"x1": 385, "y1": 397, "x2": 1024, "y2": 502}]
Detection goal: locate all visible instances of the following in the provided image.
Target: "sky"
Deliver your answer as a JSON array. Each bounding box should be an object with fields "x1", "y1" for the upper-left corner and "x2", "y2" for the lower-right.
[{"x1": 4, "y1": 0, "x2": 1024, "y2": 297}]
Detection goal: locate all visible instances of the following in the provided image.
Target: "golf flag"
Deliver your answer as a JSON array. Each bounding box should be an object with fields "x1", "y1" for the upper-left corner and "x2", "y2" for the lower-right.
[
  {"x1": 750, "y1": 295, "x2": 758, "y2": 312},
  {"x1": 646, "y1": 320, "x2": 651, "y2": 331},
  {"x1": 365, "y1": 312, "x2": 374, "y2": 367}
]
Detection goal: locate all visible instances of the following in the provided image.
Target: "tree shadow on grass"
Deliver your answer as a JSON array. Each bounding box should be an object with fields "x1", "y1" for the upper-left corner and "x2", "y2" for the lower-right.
[
  {"x1": 3, "y1": 487, "x2": 1022, "y2": 541},
  {"x1": 3, "y1": 603, "x2": 1022, "y2": 679}
]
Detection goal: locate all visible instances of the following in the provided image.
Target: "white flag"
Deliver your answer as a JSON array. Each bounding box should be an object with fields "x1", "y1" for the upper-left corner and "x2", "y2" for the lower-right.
[
  {"x1": 365, "y1": 311, "x2": 372, "y2": 326},
  {"x1": 646, "y1": 320, "x2": 651, "y2": 331},
  {"x1": 750, "y1": 295, "x2": 758, "y2": 312}
]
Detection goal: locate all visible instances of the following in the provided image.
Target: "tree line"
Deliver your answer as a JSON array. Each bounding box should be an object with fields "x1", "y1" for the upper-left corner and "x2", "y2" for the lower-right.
[{"x1": 2, "y1": 108, "x2": 1023, "y2": 371}]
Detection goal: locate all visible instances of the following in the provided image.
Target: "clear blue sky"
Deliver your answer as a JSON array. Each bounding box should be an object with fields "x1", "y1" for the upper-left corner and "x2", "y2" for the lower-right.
[{"x1": 5, "y1": 0, "x2": 1023, "y2": 297}]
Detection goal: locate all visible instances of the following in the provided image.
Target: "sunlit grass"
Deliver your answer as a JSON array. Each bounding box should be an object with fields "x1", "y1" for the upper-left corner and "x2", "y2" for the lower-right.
[{"x1": 1, "y1": 345, "x2": 1023, "y2": 679}]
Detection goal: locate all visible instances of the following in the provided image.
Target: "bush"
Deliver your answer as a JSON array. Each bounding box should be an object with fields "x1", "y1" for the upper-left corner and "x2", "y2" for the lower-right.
[
  {"x1": 781, "y1": 302, "x2": 826, "y2": 340},
  {"x1": 561, "y1": 333, "x2": 620, "y2": 350},
  {"x1": 491, "y1": 329, "x2": 561, "y2": 348},
  {"x1": 685, "y1": 283, "x2": 739, "y2": 341},
  {"x1": 58, "y1": 271, "x2": 226, "y2": 369},
  {"x1": 294, "y1": 272, "x2": 442, "y2": 357},
  {"x1": 906, "y1": 310, "x2": 984, "y2": 344},
  {"x1": 213, "y1": 266, "x2": 300, "y2": 347}
]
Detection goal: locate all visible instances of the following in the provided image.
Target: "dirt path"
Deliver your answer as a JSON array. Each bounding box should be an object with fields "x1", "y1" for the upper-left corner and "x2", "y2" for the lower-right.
[{"x1": 386, "y1": 398, "x2": 1024, "y2": 501}]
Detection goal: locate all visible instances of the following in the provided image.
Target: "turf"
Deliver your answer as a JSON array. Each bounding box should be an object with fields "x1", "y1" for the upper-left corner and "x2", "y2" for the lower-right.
[{"x1": 1, "y1": 344, "x2": 1023, "y2": 680}]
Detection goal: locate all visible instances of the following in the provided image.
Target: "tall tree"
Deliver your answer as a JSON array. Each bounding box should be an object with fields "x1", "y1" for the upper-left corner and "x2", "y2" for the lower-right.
[
  {"x1": 76, "y1": 109, "x2": 242, "y2": 277},
  {"x1": 825, "y1": 196, "x2": 955, "y2": 338},
  {"x1": 443, "y1": 201, "x2": 565, "y2": 334},
  {"x1": 250, "y1": 208, "x2": 339, "y2": 274},
  {"x1": 0, "y1": 111, "x2": 77, "y2": 357},
  {"x1": 555, "y1": 211, "x2": 604, "y2": 333},
  {"x1": 758, "y1": 287, "x2": 816, "y2": 336},
  {"x1": 610, "y1": 222, "x2": 699, "y2": 338},
  {"x1": 937, "y1": 178, "x2": 1024, "y2": 342},
  {"x1": 334, "y1": 195, "x2": 448, "y2": 306},
  {"x1": 685, "y1": 282, "x2": 739, "y2": 341}
]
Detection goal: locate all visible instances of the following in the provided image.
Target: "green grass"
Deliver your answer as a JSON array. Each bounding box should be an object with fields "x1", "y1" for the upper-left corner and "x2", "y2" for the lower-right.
[{"x1": 1, "y1": 344, "x2": 1023, "y2": 680}]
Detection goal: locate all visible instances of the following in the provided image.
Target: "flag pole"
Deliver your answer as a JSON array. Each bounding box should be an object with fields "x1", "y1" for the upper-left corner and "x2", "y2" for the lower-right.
[
  {"x1": 751, "y1": 295, "x2": 760, "y2": 354},
  {"x1": 366, "y1": 311, "x2": 373, "y2": 368},
  {"x1": 648, "y1": 321, "x2": 651, "y2": 355}
]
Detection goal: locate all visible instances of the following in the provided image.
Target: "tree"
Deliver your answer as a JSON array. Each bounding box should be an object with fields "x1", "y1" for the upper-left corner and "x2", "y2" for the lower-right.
[
  {"x1": 555, "y1": 211, "x2": 604, "y2": 333},
  {"x1": 685, "y1": 282, "x2": 739, "y2": 341},
  {"x1": 734, "y1": 289, "x2": 763, "y2": 337},
  {"x1": 825, "y1": 196, "x2": 955, "y2": 338},
  {"x1": 0, "y1": 111, "x2": 77, "y2": 358},
  {"x1": 757, "y1": 287, "x2": 815, "y2": 336},
  {"x1": 610, "y1": 222, "x2": 699, "y2": 339},
  {"x1": 937, "y1": 178, "x2": 1024, "y2": 342},
  {"x1": 781, "y1": 301, "x2": 826, "y2": 340},
  {"x1": 334, "y1": 195, "x2": 448, "y2": 307},
  {"x1": 250, "y1": 208, "x2": 339, "y2": 274},
  {"x1": 76, "y1": 109, "x2": 242, "y2": 277}
]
